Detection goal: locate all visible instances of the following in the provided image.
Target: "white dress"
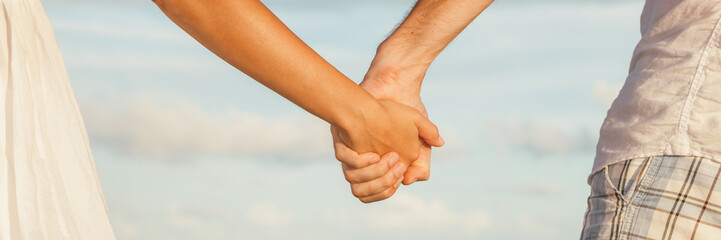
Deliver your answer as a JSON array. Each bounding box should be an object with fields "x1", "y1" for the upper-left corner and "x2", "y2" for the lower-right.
[{"x1": 0, "y1": 0, "x2": 116, "y2": 239}]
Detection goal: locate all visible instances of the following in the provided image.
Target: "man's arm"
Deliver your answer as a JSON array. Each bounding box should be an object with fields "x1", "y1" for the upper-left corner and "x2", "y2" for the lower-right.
[
  {"x1": 152, "y1": 0, "x2": 445, "y2": 168},
  {"x1": 335, "y1": 0, "x2": 494, "y2": 203},
  {"x1": 373, "y1": 0, "x2": 494, "y2": 95}
]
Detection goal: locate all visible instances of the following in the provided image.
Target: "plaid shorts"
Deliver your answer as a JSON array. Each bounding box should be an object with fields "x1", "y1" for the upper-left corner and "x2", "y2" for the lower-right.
[{"x1": 581, "y1": 155, "x2": 721, "y2": 239}]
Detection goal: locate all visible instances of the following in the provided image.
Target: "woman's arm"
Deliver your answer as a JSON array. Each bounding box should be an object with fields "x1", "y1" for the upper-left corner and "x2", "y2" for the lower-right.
[
  {"x1": 154, "y1": 0, "x2": 369, "y2": 128},
  {"x1": 152, "y1": 0, "x2": 444, "y2": 168}
]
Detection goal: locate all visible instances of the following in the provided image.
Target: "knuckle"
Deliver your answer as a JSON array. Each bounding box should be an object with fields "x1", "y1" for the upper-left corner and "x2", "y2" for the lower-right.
[
  {"x1": 344, "y1": 173, "x2": 360, "y2": 183},
  {"x1": 340, "y1": 159, "x2": 361, "y2": 169},
  {"x1": 365, "y1": 166, "x2": 385, "y2": 180},
  {"x1": 385, "y1": 158, "x2": 395, "y2": 169},
  {"x1": 378, "y1": 159, "x2": 391, "y2": 172},
  {"x1": 334, "y1": 151, "x2": 345, "y2": 162},
  {"x1": 385, "y1": 186, "x2": 399, "y2": 197},
  {"x1": 362, "y1": 184, "x2": 376, "y2": 197},
  {"x1": 341, "y1": 163, "x2": 351, "y2": 171},
  {"x1": 381, "y1": 174, "x2": 397, "y2": 188},
  {"x1": 351, "y1": 186, "x2": 365, "y2": 198},
  {"x1": 379, "y1": 191, "x2": 392, "y2": 200}
]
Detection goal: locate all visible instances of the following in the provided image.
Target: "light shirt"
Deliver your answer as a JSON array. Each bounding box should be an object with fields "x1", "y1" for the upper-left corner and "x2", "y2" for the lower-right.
[{"x1": 594, "y1": 0, "x2": 721, "y2": 180}]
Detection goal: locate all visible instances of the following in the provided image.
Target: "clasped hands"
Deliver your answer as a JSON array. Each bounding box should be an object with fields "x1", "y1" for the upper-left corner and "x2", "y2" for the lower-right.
[{"x1": 330, "y1": 56, "x2": 442, "y2": 203}]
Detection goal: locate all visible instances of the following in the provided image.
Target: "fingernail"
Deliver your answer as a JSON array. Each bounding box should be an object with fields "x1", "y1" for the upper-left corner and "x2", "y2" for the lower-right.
[
  {"x1": 389, "y1": 153, "x2": 400, "y2": 167},
  {"x1": 394, "y1": 177, "x2": 404, "y2": 188},
  {"x1": 439, "y1": 135, "x2": 445, "y2": 145},
  {"x1": 369, "y1": 156, "x2": 380, "y2": 164},
  {"x1": 393, "y1": 163, "x2": 407, "y2": 178}
]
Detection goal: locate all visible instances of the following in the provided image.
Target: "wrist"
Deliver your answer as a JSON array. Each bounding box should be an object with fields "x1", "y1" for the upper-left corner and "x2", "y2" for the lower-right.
[
  {"x1": 376, "y1": 33, "x2": 440, "y2": 68},
  {"x1": 375, "y1": 40, "x2": 433, "y2": 70},
  {"x1": 332, "y1": 95, "x2": 382, "y2": 140},
  {"x1": 362, "y1": 43, "x2": 431, "y2": 100}
]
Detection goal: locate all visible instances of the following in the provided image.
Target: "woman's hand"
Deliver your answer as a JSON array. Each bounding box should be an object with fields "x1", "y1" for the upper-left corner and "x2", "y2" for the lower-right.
[
  {"x1": 332, "y1": 52, "x2": 438, "y2": 203},
  {"x1": 332, "y1": 97, "x2": 443, "y2": 203},
  {"x1": 330, "y1": 134, "x2": 405, "y2": 203},
  {"x1": 336, "y1": 99, "x2": 442, "y2": 164},
  {"x1": 359, "y1": 62, "x2": 435, "y2": 186}
]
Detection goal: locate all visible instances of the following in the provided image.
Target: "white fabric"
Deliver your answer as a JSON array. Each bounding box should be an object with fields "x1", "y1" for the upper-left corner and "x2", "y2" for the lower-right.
[
  {"x1": 0, "y1": 0, "x2": 115, "y2": 239},
  {"x1": 594, "y1": 0, "x2": 721, "y2": 181}
]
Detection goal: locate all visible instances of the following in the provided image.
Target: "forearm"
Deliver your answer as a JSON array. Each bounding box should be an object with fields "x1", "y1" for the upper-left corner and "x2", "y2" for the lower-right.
[
  {"x1": 371, "y1": 0, "x2": 494, "y2": 89},
  {"x1": 153, "y1": 0, "x2": 376, "y2": 128}
]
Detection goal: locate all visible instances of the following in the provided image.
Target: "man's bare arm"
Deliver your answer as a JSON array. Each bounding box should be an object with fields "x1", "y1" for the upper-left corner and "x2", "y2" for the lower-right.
[{"x1": 375, "y1": 0, "x2": 494, "y2": 93}]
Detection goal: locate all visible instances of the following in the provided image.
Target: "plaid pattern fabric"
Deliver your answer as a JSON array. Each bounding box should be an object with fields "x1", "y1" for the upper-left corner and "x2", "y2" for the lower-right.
[{"x1": 581, "y1": 156, "x2": 721, "y2": 239}]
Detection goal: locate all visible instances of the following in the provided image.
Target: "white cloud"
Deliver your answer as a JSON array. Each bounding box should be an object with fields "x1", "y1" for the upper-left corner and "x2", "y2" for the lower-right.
[
  {"x1": 51, "y1": 17, "x2": 184, "y2": 45},
  {"x1": 516, "y1": 182, "x2": 567, "y2": 196},
  {"x1": 426, "y1": 125, "x2": 469, "y2": 162},
  {"x1": 79, "y1": 94, "x2": 332, "y2": 160},
  {"x1": 486, "y1": 119, "x2": 596, "y2": 156},
  {"x1": 245, "y1": 203, "x2": 293, "y2": 227},
  {"x1": 163, "y1": 203, "x2": 231, "y2": 240},
  {"x1": 593, "y1": 81, "x2": 623, "y2": 108},
  {"x1": 110, "y1": 217, "x2": 139, "y2": 240},
  {"x1": 79, "y1": 94, "x2": 466, "y2": 163},
  {"x1": 325, "y1": 193, "x2": 491, "y2": 237},
  {"x1": 514, "y1": 213, "x2": 559, "y2": 238},
  {"x1": 486, "y1": 181, "x2": 568, "y2": 196}
]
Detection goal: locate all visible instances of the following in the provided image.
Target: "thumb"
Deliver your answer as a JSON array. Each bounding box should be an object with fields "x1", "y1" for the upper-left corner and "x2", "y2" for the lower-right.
[{"x1": 415, "y1": 116, "x2": 444, "y2": 147}]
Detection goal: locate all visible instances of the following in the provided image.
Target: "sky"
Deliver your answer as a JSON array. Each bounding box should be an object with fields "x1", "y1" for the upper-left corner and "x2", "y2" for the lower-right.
[{"x1": 43, "y1": 0, "x2": 643, "y2": 239}]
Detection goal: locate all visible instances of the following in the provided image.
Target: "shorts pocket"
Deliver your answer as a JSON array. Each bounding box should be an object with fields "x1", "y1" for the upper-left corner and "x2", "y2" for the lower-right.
[
  {"x1": 581, "y1": 157, "x2": 651, "y2": 239},
  {"x1": 603, "y1": 157, "x2": 650, "y2": 202}
]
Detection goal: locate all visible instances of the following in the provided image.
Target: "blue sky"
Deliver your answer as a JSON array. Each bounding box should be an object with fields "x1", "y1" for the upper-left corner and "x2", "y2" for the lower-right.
[{"x1": 43, "y1": 0, "x2": 643, "y2": 239}]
